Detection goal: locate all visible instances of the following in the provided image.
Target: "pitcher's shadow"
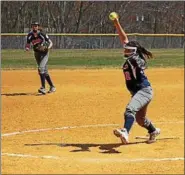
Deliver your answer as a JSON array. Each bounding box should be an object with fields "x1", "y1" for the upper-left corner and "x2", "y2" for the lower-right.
[{"x1": 25, "y1": 141, "x2": 147, "y2": 154}]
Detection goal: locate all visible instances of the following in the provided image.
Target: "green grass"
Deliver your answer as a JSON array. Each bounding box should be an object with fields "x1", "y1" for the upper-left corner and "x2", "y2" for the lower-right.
[{"x1": 1, "y1": 49, "x2": 184, "y2": 69}]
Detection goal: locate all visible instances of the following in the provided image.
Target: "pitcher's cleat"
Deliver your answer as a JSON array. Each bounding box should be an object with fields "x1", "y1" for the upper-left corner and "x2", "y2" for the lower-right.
[
  {"x1": 147, "y1": 128, "x2": 161, "y2": 144},
  {"x1": 113, "y1": 128, "x2": 129, "y2": 144},
  {"x1": 38, "y1": 87, "x2": 46, "y2": 95},
  {"x1": 48, "y1": 86, "x2": 56, "y2": 93}
]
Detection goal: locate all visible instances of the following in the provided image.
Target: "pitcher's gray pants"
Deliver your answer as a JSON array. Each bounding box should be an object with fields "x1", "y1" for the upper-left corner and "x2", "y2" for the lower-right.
[{"x1": 124, "y1": 86, "x2": 153, "y2": 130}]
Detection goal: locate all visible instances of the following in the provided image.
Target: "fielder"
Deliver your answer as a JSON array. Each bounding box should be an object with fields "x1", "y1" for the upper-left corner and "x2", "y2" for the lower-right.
[
  {"x1": 109, "y1": 12, "x2": 160, "y2": 144},
  {"x1": 25, "y1": 22, "x2": 56, "y2": 94}
]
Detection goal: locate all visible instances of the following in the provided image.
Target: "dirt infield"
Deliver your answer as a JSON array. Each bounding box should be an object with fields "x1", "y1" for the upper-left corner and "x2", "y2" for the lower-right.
[{"x1": 2, "y1": 68, "x2": 184, "y2": 174}]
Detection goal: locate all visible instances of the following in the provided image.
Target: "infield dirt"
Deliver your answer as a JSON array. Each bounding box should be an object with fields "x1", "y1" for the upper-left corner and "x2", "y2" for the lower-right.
[{"x1": 2, "y1": 68, "x2": 184, "y2": 174}]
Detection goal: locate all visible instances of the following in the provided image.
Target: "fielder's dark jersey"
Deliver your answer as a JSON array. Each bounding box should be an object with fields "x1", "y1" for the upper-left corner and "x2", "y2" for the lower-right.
[
  {"x1": 122, "y1": 54, "x2": 151, "y2": 93},
  {"x1": 26, "y1": 31, "x2": 50, "y2": 52}
]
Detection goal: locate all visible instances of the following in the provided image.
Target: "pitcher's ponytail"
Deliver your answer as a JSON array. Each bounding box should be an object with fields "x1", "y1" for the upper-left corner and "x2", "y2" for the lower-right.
[
  {"x1": 138, "y1": 46, "x2": 153, "y2": 59},
  {"x1": 125, "y1": 41, "x2": 153, "y2": 61}
]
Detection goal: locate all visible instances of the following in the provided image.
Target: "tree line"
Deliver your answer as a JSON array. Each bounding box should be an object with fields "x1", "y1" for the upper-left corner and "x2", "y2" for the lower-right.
[{"x1": 1, "y1": 1, "x2": 184, "y2": 34}]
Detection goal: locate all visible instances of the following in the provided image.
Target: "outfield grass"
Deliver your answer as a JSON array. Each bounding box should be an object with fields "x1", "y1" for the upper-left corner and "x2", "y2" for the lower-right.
[{"x1": 1, "y1": 49, "x2": 184, "y2": 69}]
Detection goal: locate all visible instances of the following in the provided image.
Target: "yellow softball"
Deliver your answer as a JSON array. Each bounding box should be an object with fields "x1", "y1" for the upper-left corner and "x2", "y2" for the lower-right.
[{"x1": 109, "y1": 12, "x2": 118, "y2": 21}]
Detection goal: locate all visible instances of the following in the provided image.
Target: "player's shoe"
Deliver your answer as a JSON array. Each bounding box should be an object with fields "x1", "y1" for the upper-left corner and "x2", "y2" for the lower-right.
[
  {"x1": 38, "y1": 87, "x2": 46, "y2": 94},
  {"x1": 147, "y1": 128, "x2": 160, "y2": 144},
  {"x1": 48, "y1": 86, "x2": 56, "y2": 93},
  {"x1": 113, "y1": 128, "x2": 129, "y2": 144}
]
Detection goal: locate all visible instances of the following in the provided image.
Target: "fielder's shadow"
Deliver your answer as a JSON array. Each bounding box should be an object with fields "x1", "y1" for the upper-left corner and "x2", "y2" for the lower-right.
[
  {"x1": 25, "y1": 141, "x2": 147, "y2": 154},
  {"x1": 1, "y1": 92, "x2": 44, "y2": 96}
]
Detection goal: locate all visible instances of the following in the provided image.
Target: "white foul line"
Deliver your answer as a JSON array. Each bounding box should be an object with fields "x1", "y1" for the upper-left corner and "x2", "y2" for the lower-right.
[
  {"x1": 2, "y1": 153, "x2": 61, "y2": 160},
  {"x1": 2, "y1": 122, "x2": 184, "y2": 163},
  {"x1": 2, "y1": 121, "x2": 184, "y2": 137},
  {"x1": 2, "y1": 153, "x2": 184, "y2": 163},
  {"x1": 82, "y1": 157, "x2": 185, "y2": 163},
  {"x1": 1, "y1": 124, "x2": 119, "y2": 137}
]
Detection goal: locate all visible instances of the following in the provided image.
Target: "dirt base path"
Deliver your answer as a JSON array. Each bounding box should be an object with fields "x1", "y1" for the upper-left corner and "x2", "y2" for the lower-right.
[{"x1": 2, "y1": 68, "x2": 184, "y2": 174}]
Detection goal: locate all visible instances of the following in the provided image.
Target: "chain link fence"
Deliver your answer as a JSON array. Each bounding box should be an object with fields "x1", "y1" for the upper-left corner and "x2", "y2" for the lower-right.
[{"x1": 1, "y1": 34, "x2": 184, "y2": 49}]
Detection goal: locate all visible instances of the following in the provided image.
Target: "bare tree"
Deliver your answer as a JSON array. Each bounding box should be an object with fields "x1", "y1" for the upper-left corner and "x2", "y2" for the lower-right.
[{"x1": 1, "y1": 1, "x2": 184, "y2": 34}]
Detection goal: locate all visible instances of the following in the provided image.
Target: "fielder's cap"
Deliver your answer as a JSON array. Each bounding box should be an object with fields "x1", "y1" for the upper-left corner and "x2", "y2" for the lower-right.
[{"x1": 31, "y1": 21, "x2": 40, "y2": 26}]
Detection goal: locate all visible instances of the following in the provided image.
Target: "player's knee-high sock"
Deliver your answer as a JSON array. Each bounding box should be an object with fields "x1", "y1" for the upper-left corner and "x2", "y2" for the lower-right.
[
  {"x1": 143, "y1": 118, "x2": 156, "y2": 133},
  {"x1": 39, "y1": 73, "x2": 46, "y2": 88},
  {"x1": 124, "y1": 114, "x2": 135, "y2": 133},
  {"x1": 45, "y1": 74, "x2": 54, "y2": 87}
]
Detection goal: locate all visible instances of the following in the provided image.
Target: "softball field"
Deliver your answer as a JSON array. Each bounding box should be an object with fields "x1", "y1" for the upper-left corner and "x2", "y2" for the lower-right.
[{"x1": 2, "y1": 68, "x2": 184, "y2": 174}]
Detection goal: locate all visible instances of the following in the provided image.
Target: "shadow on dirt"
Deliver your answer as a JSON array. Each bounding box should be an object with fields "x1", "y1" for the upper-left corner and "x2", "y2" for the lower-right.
[
  {"x1": 25, "y1": 141, "x2": 147, "y2": 154},
  {"x1": 1, "y1": 92, "x2": 45, "y2": 96}
]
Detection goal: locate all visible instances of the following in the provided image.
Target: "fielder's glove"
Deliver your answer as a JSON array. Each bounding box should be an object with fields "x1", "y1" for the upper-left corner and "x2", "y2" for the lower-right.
[{"x1": 36, "y1": 44, "x2": 48, "y2": 53}]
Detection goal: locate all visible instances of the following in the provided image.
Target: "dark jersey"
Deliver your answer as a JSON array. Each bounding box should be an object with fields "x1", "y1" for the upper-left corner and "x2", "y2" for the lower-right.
[
  {"x1": 122, "y1": 54, "x2": 151, "y2": 93},
  {"x1": 26, "y1": 31, "x2": 50, "y2": 52}
]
